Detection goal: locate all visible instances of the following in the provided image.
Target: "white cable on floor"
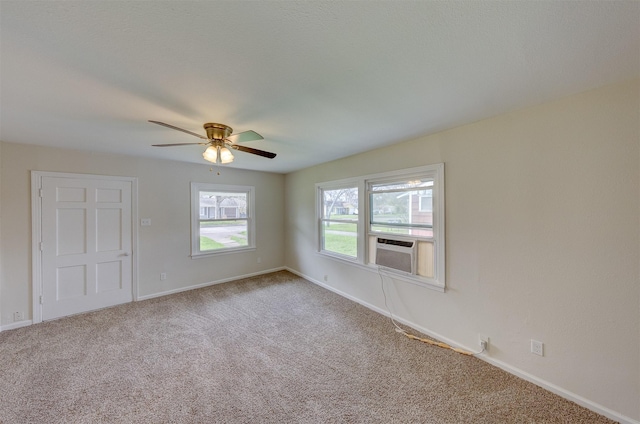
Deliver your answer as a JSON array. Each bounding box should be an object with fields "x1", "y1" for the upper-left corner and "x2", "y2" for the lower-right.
[{"x1": 377, "y1": 268, "x2": 485, "y2": 357}]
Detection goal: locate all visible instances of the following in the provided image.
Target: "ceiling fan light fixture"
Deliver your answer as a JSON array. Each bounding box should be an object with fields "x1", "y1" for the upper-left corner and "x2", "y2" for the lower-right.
[
  {"x1": 202, "y1": 145, "x2": 234, "y2": 164},
  {"x1": 220, "y1": 147, "x2": 234, "y2": 164},
  {"x1": 202, "y1": 145, "x2": 218, "y2": 163}
]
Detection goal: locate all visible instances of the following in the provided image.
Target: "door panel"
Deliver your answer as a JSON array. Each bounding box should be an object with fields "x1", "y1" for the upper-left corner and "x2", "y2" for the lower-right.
[
  {"x1": 56, "y1": 208, "x2": 86, "y2": 255},
  {"x1": 56, "y1": 265, "x2": 87, "y2": 300},
  {"x1": 96, "y1": 261, "x2": 122, "y2": 292},
  {"x1": 96, "y1": 208, "x2": 122, "y2": 251},
  {"x1": 41, "y1": 176, "x2": 133, "y2": 320}
]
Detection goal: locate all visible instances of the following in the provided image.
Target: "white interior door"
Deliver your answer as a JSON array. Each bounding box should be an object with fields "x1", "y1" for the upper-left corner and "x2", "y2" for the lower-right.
[{"x1": 40, "y1": 176, "x2": 133, "y2": 320}]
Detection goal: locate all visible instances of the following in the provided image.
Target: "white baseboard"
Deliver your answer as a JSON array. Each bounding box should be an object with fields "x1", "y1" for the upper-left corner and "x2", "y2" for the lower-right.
[
  {"x1": 137, "y1": 267, "x2": 286, "y2": 301},
  {"x1": 285, "y1": 267, "x2": 639, "y2": 424},
  {"x1": 2, "y1": 268, "x2": 287, "y2": 330},
  {"x1": 1, "y1": 319, "x2": 33, "y2": 332}
]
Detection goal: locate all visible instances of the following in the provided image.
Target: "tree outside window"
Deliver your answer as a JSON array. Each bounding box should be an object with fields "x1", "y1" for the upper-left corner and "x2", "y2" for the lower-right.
[{"x1": 320, "y1": 186, "x2": 358, "y2": 258}]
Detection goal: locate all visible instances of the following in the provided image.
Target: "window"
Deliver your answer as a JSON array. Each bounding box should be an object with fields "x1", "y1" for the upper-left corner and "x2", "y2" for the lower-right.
[
  {"x1": 190, "y1": 183, "x2": 255, "y2": 257},
  {"x1": 369, "y1": 180, "x2": 434, "y2": 237},
  {"x1": 318, "y1": 185, "x2": 359, "y2": 259},
  {"x1": 316, "y1": 164, "x2": 445, "y2": 291}
]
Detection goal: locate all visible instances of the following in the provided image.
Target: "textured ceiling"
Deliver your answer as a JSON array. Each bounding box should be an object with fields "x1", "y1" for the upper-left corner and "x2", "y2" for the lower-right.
[{"x1": 1, "y1": 1, "x2": 639, "y2": 173}]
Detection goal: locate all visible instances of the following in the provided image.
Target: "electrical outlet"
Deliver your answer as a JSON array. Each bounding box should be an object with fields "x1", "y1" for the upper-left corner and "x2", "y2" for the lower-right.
[
  {"x1": 257, "y1": 257, "x2": 261, "y2": 263},
  {"x1": 13, "y1": 312, "x2": 23, "y2": 322},
  {"x1": 531, "y1": 339, "x2": 544, "y2": 356},
  {"x1": 479, "y1": 334, "x2": 489, "y2": 351},
  {"x1": 141, "y1": 218, "x2": 151, "y2": 226},
  {"x1": 160, "y1": 272, "x2": 167, "y2": 281},
  {"x1": 323, "y1": 275, "x2": 328, "y2": 282}
]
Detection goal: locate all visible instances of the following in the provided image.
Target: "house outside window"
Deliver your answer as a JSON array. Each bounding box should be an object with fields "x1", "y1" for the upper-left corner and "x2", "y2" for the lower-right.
[
  {"x1": 191, "y1": 183, "x2": 255, "y2": 257},
  {"x1": 369, "y1": 180, "x2": 434, "y2": 238},
  {"x1": 418, "y1": 191, "x2": 433, "y2": 213}
]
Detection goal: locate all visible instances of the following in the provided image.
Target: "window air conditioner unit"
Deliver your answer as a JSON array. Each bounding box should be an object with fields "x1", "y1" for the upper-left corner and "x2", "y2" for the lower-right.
[{"x1": 375, "y1": 237, "x2": 417, "y2": 275}]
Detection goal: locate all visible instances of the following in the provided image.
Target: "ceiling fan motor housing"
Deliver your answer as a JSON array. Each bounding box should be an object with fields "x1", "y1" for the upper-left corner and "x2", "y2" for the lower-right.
[{"x1": 203, "y1": 123, "x2": 232, "y2": 140}]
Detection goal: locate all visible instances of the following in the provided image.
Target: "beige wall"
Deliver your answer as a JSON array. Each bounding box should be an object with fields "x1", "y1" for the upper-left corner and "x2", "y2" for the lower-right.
[
  {"x1": 0, "y1": 79, "x2": 638, "y2": 421},
  {"x1": 0, "y1": 143, "x2": 285, "y2": 325},
  {"x1": 284, "y1": 79, "x2": 640, "y2": 422}
]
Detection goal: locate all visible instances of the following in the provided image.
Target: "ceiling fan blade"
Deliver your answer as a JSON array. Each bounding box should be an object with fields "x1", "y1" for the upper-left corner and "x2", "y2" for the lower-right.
[
  {"x1": 152, "y1": 143, "x2": 207, "y2": 147},
  {"x1": 226, "y1": 130, "x2": 264, "y2": 144},
  {"x1": 149, "y1": 120, "x2": 208, "y2": 140},
  {"x1": 231, "y1": 144, "x2": 276, "y2": 159}
]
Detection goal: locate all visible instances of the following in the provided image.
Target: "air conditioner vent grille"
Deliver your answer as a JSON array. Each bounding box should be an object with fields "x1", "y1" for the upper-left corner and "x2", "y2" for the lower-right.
[
  {"x1": 375, "y1": 237, "x2": 417, "y2": 274},
  {"x1": 377, "y1": 238, "x2": 414, "y2": 248}
]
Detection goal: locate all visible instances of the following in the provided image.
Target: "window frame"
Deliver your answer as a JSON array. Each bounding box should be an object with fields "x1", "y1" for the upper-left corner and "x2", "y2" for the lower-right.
[
  {"x1": 190, "y1": 182, "x2": 256, "y2": 258},
  {"x1": 316, "y1": 164, "x2": 445, "y2": 291}
]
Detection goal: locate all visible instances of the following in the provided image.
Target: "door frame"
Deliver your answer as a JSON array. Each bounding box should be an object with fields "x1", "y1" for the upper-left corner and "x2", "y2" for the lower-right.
[{"x1": 31, "y1": 171, "x2": 139, "y2": 324}]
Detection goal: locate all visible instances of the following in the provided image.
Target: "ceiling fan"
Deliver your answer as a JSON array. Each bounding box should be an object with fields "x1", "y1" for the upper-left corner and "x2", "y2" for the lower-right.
[{"x1": 149, "y1": 120, "x2": 276, "y2": 164}]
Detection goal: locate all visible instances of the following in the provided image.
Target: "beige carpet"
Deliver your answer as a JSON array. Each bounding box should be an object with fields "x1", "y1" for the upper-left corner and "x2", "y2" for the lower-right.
[{"x1": 0, "y1": 271, "x2": 615, "y2": 423}]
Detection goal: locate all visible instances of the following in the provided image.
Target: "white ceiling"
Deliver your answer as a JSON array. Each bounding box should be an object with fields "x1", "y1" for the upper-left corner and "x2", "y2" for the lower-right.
[{"x1": 1, "y1": 1, "x2": 638, "y2": 174}]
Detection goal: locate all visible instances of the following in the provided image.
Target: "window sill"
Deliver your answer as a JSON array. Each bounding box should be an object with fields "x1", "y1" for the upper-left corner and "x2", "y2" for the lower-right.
[
  {"x1": 191, "y1": 246, "x2": 256, "y2": 259},
  {"x1": 316, "y1": 251, "x2": 445, "y2": 293}
]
